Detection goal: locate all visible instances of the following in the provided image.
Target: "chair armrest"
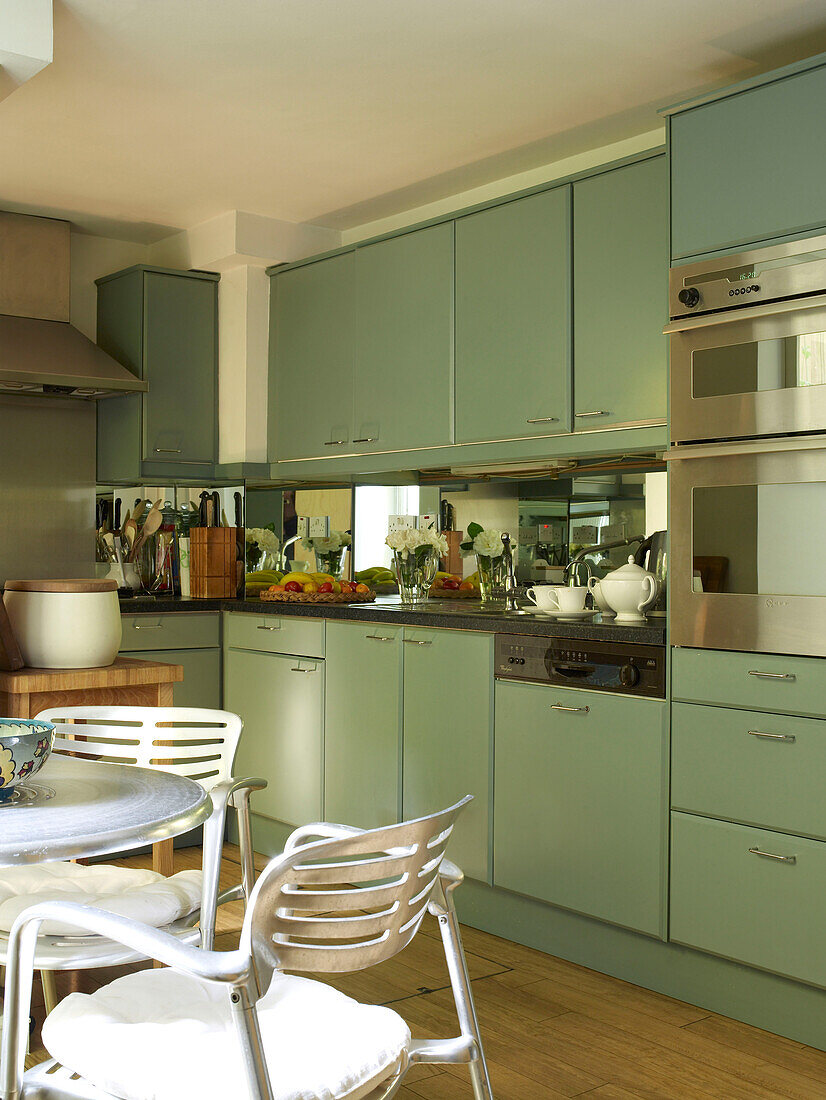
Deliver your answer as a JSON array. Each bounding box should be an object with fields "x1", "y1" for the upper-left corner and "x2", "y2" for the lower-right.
[
  {"x1": 284, "y1": 821, "x2": 365, "y2": 852},
  {"x1": 7, "y1": 901, "x2": 250, "y2": 984},
  {"x1": 211, "y1": 776, "x2": 268, "y2": 813}
]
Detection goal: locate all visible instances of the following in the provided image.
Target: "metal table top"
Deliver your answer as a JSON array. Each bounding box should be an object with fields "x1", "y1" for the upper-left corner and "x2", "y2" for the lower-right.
[{"x1": 0, "y1": 755, "x2": 211, "y2": 866}]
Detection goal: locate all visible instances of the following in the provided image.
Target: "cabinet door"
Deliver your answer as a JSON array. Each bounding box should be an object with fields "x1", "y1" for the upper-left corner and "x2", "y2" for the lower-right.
[
  {"x1": 142, "y1": 272, "x2": 217, "y2": 464},
  {"x1": 573, "y1": 156, "x2": 668, "y2": 430},
  {"x1": 121, "y1": 647, "x2": 221, "y2": 710},
  {"x1": 324, "y1": 621, "x2": 402, "y2": 829},
  {"x1": 224, "y1": 648, "x2": 323, "y2": 826},
  {"x1": 402, "y1": 628, "x2": 492, "y2": 882},
  {"x1": 96, "y1": 268, "x2": 144, "y2": 482},
  {"x1": 671, "y1": 65, "x2": 826, "y2": 258},
  {"x1": 456, "y1": 187, "x2": 571, "y2": 442},
  {"x1": 494, "y1": 681, "x2": 666, "y2": 935},
  {"x1": 353, "y1": 224, "x2": 454, "y2": 452},
  {"x1": 270, "y1": 253, "x2": 355, "y2": 461}
]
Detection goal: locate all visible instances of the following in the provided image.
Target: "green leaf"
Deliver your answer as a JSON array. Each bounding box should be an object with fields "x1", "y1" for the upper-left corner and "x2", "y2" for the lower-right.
[{"x1": 467, "y1": 522, "x2": 483, "y2": 540}]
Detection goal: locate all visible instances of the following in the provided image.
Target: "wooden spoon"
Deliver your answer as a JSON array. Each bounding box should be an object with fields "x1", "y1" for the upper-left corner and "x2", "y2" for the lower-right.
[{"x1": 128, "y1": 507, "x2": 163, "y2": 563}]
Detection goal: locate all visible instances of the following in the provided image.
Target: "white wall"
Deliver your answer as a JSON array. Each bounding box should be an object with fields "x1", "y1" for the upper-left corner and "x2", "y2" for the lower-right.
[{"x1": 70, "y1": 232, "x2": 148, "y2": 339}]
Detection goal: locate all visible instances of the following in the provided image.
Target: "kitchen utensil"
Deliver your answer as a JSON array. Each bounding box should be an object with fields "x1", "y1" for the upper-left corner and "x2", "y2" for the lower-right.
[
  {"x1": 3, "y1": 579, "x2": 122, "y2": 668},
  {"x1": 0, "y1": 719, "x2": 54, "y2": 801},
  {"x1": 593, "y1": 555, "x2": 659, "y2": 623},
  {"x1": 127, "y1": 506, "x2": 162, "y2": 563},
  {"x1": 122, "y1": 516, "x2": 137, "y2": 553},
  {"x1": 439, "y1": 500, "x2": 455, "y2": 531},
  {"x1": 198, "y1": 491, "x2": 210, "y2": 527},
  {"x1": 234, "y1": 491, "x2": 243, "y2": 529},
  {"x1": 211, "y1": 491, "x2": 221, "y2": 527},
  {"x1": 113, "y1": 498, "x2": 121, "y2": 531},
  {"x1": 131, "y1": 500, "x2": 147, "y2": 526}
]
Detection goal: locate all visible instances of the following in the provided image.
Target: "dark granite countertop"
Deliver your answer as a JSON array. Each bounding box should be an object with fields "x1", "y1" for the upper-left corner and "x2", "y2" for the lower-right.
[{"x1": 120, "y1": 594, "x2": 666, "y2": 645}]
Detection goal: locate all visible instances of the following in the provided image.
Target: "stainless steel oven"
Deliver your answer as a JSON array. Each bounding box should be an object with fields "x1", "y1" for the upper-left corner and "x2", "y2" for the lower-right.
[
  {"x1": 668, "y1": 235, "x2": 826, "y2": 446},
  {"x1": 669, "y1": 437, "x2": 826, "y2": 657}
]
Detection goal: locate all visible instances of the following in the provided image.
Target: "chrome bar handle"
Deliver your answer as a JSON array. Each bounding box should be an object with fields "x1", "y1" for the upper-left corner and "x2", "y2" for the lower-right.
[
  {"x1": 154, "y1": 447, "x2": 182, "y2": 453},
  {"x1": 132, "y1": 623, "x2": 162, "y2": 630},
  {"x1": 748, "y1": 730, "x2": 796, "y2": 743},
  {"x1": 324, "y1": 440, "x2": 348, "y2": 446},
  {"x1": 748, "y1": 670, "x2": 796, "y2": 681},
  {"x1": 749, "y1": 847, "x2": 796, "y2": 864},
  {"x1": 550, "y1": 703, "x2": 590, "y2": 713},
  {"x1": 526, "y1": 417, "x2": 559, "y2": 424},
  {"x1": 366, "y1": 634, "x2": 395, "y2": 642},
  {"x1": 352, "y1": 437, "x2": 377, "y2": 443},
  {"x1": 403, "y1": 639, "x2": 433, "y2": 646},
  {"x1": 257, "y1": 624, "x2": 281, "y2": 631},
  {"x1": 291, "y1": 665, "x2": 317, "y2": 673},
  {"x1": 575, "y1": 410, "x2": 610, "y2": 418}
]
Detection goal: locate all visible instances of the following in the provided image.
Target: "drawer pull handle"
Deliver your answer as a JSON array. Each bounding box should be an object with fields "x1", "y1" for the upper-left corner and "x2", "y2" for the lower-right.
[
  {"x1": 576, "y1": 410, "x2": 610, "y2": 418},
  {"x1": 257, "y1": 625, "x2": 281, "y2": 631},
  {"x1": 748, "y1": 670, "x2": 796, "y2": 681},
  {"x1": 352, "y1": 437, "x2": 377, "y2": 443},
  {"x1": 550, "y1": 703, "x2": 590, "y2": 714},
  {"x1": 403, "y1": 639, "x2": 433, "y2": 646},
  {"x1": 154, "y1": 447, "x2": 182, "y2": 454},
  {"x1": 748, "y1": 730, "x2": 796, "y2": 743},
  {"x1": 324, "y1": 440, "x2": 347, "y2": 446},
  {"x1": 749, "y1": 847, "x2": 796, "y2": 864},
  {"x1": 366, "y1": 634, "x2": 394, "y2": 642},
  {"x1": 290, "y1": 666, "x2": 317, "y2": 673},
  {"x1": 132, "y1": 623, "x2": 162, "y2": 630},
  {"x1": 526, "y1": 417, "x2": 559, "y2": 425}
]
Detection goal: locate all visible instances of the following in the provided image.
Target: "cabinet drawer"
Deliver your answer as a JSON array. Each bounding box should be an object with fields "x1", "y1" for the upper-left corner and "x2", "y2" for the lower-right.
[
  {"x1": 671, "y1": 812, "x2": 826, "y2": 988},
  {"x1": 672, "y1": 648, "x2": 826, "y2": 717},
  {"x1": 224, "y1": 612, "x2": 324, "y2": 658},
  {"x1": 121, "y1": 613, "x2": 220, "y2": 652},
  {"x1": 672, "y1": 703, "x2": 826, "y2": 839}
]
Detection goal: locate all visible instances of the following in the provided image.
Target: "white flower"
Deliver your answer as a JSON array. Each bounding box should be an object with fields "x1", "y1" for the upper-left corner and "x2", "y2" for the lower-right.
[
  {"x1": 385, "y1": 526, "x2": 448, "y2": 559},
  {"x1": 302, "y1": 530, "x2": 352, "y2": 554},
  {"x1": 246, "y1": 527, "x2": 280, "y2": 553},
  {"x1": 473, "y1": 528, "x2": 507, "y2": 558}
]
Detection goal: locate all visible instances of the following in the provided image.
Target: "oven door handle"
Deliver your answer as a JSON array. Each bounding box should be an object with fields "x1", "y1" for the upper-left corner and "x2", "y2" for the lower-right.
[{"x1": 663, "y1": 291, "x2": 826, "y2": 334}]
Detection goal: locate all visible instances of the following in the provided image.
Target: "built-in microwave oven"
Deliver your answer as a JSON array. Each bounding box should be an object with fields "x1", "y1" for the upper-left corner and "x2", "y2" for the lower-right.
[
  {"x1": 669, "y1": 437, "x2": 826, "y2": 657},
  {"x1": 668, "y1": 235, "x2": 826, "y2": 446}
]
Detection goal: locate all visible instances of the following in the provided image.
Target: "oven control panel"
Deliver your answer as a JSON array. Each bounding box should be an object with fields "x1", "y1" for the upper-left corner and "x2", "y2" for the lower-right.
[{"x1": 495, "y1": 634, "x2": 665, "y2": 698}]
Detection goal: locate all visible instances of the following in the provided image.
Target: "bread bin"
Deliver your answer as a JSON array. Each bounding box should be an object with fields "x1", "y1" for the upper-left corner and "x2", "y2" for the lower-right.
[{"x1": 2, "y1": 579, "x2": 122, "y2": 668}]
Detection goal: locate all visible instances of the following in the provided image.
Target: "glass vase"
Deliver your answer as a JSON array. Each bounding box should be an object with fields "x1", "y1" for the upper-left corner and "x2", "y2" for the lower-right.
[
  {"x1": 315, "y1": 546, "x2": 347, "y2": 579},
  {"x1": 476, "y1": 552, "x2": 507, "y2": 609},
  {"x1": 246, "y1": 544, "x2": 277, "y2": 574},
  {"x1": 392, "y1": 547, "x2": 438, "y2": 606}
]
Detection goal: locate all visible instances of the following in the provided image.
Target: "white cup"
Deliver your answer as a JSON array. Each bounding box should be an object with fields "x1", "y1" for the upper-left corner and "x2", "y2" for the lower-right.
[
  {"x1": 526, "y1": 585, "x2": 587, "y2": 612},
  {"x1": 555, "y1": 586, "x2": 587, "y2": 612},
  {"x1": 526, "y1": 585, "x2": 563, "y2": 611}
]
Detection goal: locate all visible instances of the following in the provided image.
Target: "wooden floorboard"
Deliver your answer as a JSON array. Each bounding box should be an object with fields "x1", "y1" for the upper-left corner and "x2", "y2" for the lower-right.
[{"x1": 20, "y1": 844, "x2": 826, "y2": 1097}]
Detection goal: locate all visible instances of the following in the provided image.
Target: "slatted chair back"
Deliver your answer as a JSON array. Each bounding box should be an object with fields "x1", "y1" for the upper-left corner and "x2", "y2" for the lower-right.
[
  {"x1": 34, "y1": 706, "x2": 243, "y2": 792},
  {"x1": 244, "y1": 797, "x2": 471, "y2": 988}
]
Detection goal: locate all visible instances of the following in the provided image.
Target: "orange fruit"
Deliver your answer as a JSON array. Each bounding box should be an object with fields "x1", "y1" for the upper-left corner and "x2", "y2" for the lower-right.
[{"x1": 355, "y1": 583, "x2": 370, "y2": 594}]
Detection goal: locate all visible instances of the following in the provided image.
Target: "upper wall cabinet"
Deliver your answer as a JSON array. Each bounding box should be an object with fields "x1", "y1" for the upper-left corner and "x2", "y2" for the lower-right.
[
  {"x1": 455, "y1": 186, "x2": 571, "y2": 444},
  {"x1": 96, "y1": 266, "x2": 219, "y2": 482},
  {"x1": 573, "y1": 155, "x2": 668, "y2": 430},
  {"x1": 670, "y1": 62, "x2": 826, "y2": 260},
  {"x1": 353, "y1": 223, "x2": 454, "y2": 453},
  {"x1": 270, "y1": 252, "x2": 355, "y2": 461}
]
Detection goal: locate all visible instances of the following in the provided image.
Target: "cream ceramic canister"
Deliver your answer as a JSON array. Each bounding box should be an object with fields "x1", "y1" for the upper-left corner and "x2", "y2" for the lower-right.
[
  {"x1": 3, "y1": 578, "x2": 122, "y2": 669},
  {"x1": 590, "y1": 555, "x2": 659, "y2": 624}
]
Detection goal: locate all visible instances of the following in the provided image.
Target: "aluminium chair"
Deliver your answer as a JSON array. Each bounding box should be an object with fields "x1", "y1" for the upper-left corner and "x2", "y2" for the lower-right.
[
  {"x1": 1, "y1": 797, "x2": 493, "y2": 1100},
  {"x1": 0, "y1": 706, "x2": 265, "y2": 1014}
]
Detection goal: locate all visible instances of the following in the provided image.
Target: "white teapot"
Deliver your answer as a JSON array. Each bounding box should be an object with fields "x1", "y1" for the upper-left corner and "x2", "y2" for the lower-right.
[{"x1": 588, "y1": 555, "x2": 659, "y2": 624}]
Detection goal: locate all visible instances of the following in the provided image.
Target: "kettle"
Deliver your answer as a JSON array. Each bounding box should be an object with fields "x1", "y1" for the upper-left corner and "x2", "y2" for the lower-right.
[
  {"x1": 590, "y1": 555, "x2": 659, "y2": 624},
  {"x1": 634, "y1": 530, "x2": 667, "y2": 617}
]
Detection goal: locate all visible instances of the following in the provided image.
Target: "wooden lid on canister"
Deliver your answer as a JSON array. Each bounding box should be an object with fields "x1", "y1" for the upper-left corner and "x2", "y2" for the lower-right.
[{"x1": 4, "y1": 579, "x2": 119, "y2": 593}]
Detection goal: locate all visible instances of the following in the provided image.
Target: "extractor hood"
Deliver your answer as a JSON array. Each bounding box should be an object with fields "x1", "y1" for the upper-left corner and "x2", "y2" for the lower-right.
[{"x1": 0, "y1": 211, "x2": 147, "y2": 399}]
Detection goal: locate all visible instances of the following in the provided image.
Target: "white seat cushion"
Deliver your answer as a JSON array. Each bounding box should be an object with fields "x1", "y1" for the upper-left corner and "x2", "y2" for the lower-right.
[
  {"x1": 43, "y1": 967, "x2": 411, "y2": 1100},
  {"x1": 0, "y1": 863, "x2": 203, "y2": 935}
]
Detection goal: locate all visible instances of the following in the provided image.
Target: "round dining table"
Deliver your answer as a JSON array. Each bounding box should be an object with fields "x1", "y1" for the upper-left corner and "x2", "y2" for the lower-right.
[{"x1": 0, "y1": 755, "x2": 211, "y2": 867}]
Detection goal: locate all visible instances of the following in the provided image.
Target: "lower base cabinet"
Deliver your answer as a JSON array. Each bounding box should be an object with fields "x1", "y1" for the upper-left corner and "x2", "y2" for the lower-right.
[
  {"x1": 494, "y1": 681, "x2": 667, "y2": 936},
  {"x1": 120, "y1": 612, "x2": 222, "y2": 709},
  {"x1": 224, "y1": 647, "x2": 324, "y2": 827},
  {"x1": 671, "y1": 811, "x2": 826, "y2": 989},
  {"x1": 121, "y1": 647, "x2": 222, "y2": 709}
]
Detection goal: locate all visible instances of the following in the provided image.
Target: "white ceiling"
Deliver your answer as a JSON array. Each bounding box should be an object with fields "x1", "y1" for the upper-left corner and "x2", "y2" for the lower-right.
[{"x1": 1, "y1": 0, "x2": 826, "y2": 241}]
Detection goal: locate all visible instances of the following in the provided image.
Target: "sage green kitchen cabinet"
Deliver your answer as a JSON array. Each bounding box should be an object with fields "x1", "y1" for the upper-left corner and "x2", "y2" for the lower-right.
[
  {"x1": 224, "y1": 647, "x2": 324, "y2": 827},
  {"x1": 455, "y1": 187, "x2": 571, "y2": 443},
  {"x1": 671, "y1": 811, "x2": 826, "y2": 989},
  {"x1": 96, "y1": 266, "x2": 219, "y2": 482},
  {"x1": 494, "y1": 680, "x2": 667, "y2": 936},
  {"x1": 670, "y1": 61, "x2": 826, "y2": 259},
  {"x1": 573, "y1": 155, "x2": 668, "y2": 430},
  {"x1": 269, "y1": 253, "x2": 355, "y2": 461},
  {"x1": 324, "y1": 621, "x2": 402, "y2": 829},
  {"x1": 672, "y1": 647, "x2": 826, "y2": 718},
  {"x1": 402, "y1": 628, "x2": 492, "y2": 882},
  {"x1": 120, "y1": 612, "x2": 222, "y2": 709},
  {"x1": 352, "y1": 223, "x2": 454, "y2": 453}
]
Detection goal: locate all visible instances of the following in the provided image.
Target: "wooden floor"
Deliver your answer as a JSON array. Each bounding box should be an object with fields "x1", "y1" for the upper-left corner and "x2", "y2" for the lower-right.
[{"x1": 24, "y1": 844, "x2": 826, "y2": 1098}]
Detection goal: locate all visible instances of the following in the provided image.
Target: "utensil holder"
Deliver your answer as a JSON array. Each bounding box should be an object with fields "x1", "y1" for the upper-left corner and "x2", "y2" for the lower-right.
[{"x1": 190, "y1": 528, "x2": 238, "y2": 598}]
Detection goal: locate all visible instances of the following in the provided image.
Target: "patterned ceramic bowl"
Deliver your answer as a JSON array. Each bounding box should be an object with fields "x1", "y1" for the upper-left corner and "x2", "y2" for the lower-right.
[{"x1": 0, "y1": 719, "x2": 55, "y2": 802}]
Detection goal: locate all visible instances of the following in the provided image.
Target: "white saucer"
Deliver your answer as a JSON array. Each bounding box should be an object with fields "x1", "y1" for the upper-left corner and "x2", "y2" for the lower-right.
[{"x1": 522, "y1": 607, "x2": 599, "y2": 620}]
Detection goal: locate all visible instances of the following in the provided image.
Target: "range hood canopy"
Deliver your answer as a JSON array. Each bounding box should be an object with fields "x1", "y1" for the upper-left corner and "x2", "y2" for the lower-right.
[{"x1": 0, "y1": 212, "x2": 147, "y2": 399}]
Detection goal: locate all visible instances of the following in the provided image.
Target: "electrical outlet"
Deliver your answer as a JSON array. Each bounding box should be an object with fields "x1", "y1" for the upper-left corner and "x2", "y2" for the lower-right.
[
  {"x1": 309, "y1": 515, "x2": 330, "y2": 537},
  {"x1": 296, "y1": 516, "x2": 309, "y2": 538},
  {"x1": 418, "y1": 514, "x2": 437, "y2": 530},
  {"x1": 389, "y1": 514, "x2": 415, "y2": 533}
]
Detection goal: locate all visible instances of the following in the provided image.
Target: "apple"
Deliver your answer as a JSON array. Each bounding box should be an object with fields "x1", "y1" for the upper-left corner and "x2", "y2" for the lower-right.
[
  {"x1": 284, "y1": 581, "x2": 302, "y2": 592},
  {"x1": 442, "y1": 578, "x2": 460, "y2": 590},
  {"x1": 318, "y1": 582, "x2": 333, "y2": 593}
]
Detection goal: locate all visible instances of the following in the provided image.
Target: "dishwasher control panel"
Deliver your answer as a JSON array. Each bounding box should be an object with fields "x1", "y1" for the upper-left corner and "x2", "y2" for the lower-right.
[{"x1": 495, "y1": 634, "x2": 665, "y2": 698}]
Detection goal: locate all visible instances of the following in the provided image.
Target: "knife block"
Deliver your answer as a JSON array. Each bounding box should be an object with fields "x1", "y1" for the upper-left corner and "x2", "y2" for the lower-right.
[{"x1": 190, "y1": 528, "x2": 238, "y2": 598}]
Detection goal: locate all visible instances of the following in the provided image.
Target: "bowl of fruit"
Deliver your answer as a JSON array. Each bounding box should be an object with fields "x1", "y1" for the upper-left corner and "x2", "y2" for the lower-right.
[
  {"x1": 260, "y1": 571, "x2": 375, "y2": 604},
  {"x1": 428, "y1": 571, "x2": 481, "y2": 599}
]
